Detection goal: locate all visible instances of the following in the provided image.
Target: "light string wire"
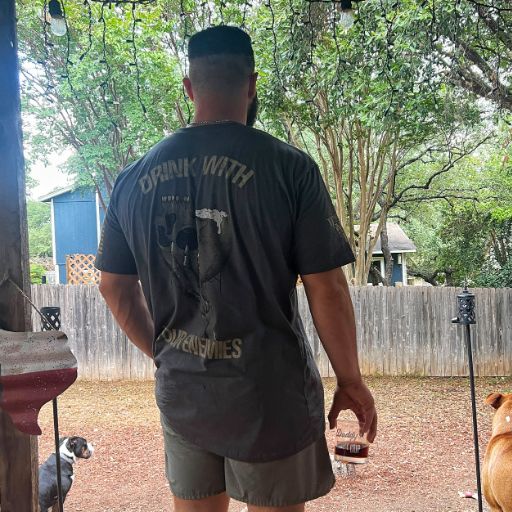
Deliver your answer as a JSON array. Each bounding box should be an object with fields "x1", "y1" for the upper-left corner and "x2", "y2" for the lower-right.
[
  {"x1": 36, "y1": 0, "x2": 512, "y2": 130},
  {"x1": 98, "y1": 2, "x2": 118, "y2": 127},
  {"x1": 130, "y1": 2, "x2": 147, "y2": 114},
  {"x1": 60, "y1": 0, "x2": 79, "y2": 100},
  {"x1": 179, "y1": 0, "x2": 192, "y2": 124},
  {"x1": 79, "y1": 0, "x2": 94, "y2": 62},
  {"x1": 40, "y1": 0, "x2": 55, "y2": 98}
]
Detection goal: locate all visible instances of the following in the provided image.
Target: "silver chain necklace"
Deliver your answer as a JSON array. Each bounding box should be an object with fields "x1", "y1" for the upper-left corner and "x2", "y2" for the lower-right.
[{"x1": 187, "y1": 119, "x2": 236, "y2": 127}]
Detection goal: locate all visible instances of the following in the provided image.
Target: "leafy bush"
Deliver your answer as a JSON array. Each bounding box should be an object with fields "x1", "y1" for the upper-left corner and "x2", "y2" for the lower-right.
[
  {"x1": 475, "y1": 261, "x2": 512, "y2": 288},
  {"x1": 30, "y1": 263, "x2": 46, "y2": 284}
]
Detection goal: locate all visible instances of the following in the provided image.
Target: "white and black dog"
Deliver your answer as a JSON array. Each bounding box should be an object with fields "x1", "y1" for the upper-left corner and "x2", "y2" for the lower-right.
[{"x1": 39, "y1": 436, "x2": 94, "y2": 512}]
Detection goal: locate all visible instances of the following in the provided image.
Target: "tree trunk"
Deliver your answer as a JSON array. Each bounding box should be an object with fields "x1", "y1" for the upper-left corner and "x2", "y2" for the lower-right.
[
  {"x1": 368, "y1": 264, "x2": 384, "y2": 286},
  {"x1": 444, "y1": 268, "x2": 456, "y2": 287},
  {"x1": 380, "y1": 222, "x2": 394, "y2": 286},
  {"x1": 407, "y1": 268, "x2": 440, "y2": 286}
]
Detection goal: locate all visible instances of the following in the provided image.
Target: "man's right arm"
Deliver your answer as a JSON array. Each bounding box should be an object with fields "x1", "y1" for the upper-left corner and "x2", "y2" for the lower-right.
[{"x1": 302, "y1": 267, "x2": 377, "y2": 442}]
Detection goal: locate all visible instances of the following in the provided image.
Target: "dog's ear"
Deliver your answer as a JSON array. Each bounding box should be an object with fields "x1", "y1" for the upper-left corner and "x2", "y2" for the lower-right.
[{"x1": 485, "y1": 392, "x2": 503, "y2": 409}]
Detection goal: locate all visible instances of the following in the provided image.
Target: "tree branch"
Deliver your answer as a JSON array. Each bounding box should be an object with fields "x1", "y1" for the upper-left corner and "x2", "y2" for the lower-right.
[
  {"x1": 475, "y1": 4, "x2": 512, "y2": 51},
  {"x1": 390, "y1": 135, "x2": 492, "y2": 208}
]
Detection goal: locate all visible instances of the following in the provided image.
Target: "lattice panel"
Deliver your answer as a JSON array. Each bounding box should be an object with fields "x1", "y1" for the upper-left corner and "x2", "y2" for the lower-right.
[{"x1": 66, "y1": 254, "x2": 100, "y2": 285}]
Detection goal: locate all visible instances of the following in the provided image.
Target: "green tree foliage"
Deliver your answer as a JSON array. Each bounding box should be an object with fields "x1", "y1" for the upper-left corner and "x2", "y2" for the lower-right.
[
  {"x1": 30, "y1": 263, "x2": 47, "y2": 284},
  {"x1": 18, "y1": 1, "x2": 188, "y2": 208},
  {"x1": 404, "y1": 132, "x2": 512, "y2": 287},
  {"x1": 421, "y1": 0, "x2": 512, "y2": 112},
  {"x1": 251, "y1": 0, "x2": 487, "y2": 283},
  {"x1": 407, "y1": 204, "x2": 512, "y2": 287},
  {"x1": 27, "y1": 200, "x2": 52, "y2": 258}
]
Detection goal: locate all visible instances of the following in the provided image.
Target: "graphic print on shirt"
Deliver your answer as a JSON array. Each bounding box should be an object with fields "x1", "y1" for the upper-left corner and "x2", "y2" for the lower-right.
[
  {"x1": 195, "y1": 207, "x2": 232, "y2": 283},
  {"x1": 156, "y1": 195, "x2": 200, "y2": 301},
  {"x1": 155, "y1": 193, "x2": 233, "y2": 337},
  {"x1": 148, "y1": 152, "x2": 256, "y2": 350}
]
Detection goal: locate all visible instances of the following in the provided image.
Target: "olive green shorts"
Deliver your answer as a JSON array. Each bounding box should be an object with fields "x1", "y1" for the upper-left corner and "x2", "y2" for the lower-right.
[{"x1": 160, "y1": 415, "x2": 335, "y2": 507}]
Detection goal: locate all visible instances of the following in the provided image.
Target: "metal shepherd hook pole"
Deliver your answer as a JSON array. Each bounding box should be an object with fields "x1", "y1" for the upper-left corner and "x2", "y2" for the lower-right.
[
  {"x1": 452, "y1": 285, "x2": 483, "y2": 512},
  {"x1": 41, "y1": 306, "x2": 65, "y2": 512}
]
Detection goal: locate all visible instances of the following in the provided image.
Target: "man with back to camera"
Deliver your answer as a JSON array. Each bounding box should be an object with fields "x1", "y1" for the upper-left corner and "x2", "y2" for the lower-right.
[{"x1": 96, "y1": 25, "x2": 377, "y2": 512}]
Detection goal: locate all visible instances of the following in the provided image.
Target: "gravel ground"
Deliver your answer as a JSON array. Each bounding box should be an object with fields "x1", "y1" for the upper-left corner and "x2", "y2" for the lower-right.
[{"x1": 37, "y1": 376, "x2": 512, "y2": 512}]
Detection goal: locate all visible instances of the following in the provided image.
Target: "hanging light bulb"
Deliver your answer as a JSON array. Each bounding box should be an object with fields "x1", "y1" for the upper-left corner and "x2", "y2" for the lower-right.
[
  {"x1": 339, "y1": 0, "x2": 355, "y2": 30},
  {"x1": 48, "y1": 0, "x2": 67, "y2": 37}
]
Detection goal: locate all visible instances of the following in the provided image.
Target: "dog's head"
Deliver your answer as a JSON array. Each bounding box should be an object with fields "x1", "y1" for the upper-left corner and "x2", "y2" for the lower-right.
[
  {"x1": 485, "y1": 392, "x2": 512, "y2": 436},
  {"x1": 59, "y1": 436, "x2": 94, "y2": 461}
]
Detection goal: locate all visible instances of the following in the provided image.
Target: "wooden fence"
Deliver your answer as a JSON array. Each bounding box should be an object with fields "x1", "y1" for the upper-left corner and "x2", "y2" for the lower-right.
[
  {"x1": 30, "y1": 285, "x2": 512, "y2": 379},
  {"x1": 31, "y1": 285, "x2": 153, "y2": 380}
]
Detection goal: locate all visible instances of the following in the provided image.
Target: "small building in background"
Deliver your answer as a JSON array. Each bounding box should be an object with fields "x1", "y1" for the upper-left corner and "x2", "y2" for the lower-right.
[
  {"x1": 40, "y1": 187, "x2": 104, "y2": 284},
  {"x1": 40, "y1": 188, "x2": 416, "y2": 287},
  {"x1": 369, "y1": 223, "x2": 417, "y2": 286}
]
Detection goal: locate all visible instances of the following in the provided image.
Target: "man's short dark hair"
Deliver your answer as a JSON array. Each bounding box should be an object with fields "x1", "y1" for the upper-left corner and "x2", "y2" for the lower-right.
[
  {"x1": 188, "y1": 25, "x2": 254, "y2": 68},
  {"x1": 187, "y1": 26, "x2": 255, "y2": 94}
]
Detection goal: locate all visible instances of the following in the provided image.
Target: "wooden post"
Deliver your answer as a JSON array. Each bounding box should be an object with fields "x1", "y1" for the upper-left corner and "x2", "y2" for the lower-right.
[{"x1": 0, "y1": 0, "x2": 39, "y2": 511}]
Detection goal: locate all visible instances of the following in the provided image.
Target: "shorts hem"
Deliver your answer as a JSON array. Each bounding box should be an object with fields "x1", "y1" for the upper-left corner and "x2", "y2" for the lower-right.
[
  {"x1": 171, "y1": 489, "x2": 226, "y2": 501},
  {"x1": 228, "y1": 475, "x2": 335, "y2": 507}
]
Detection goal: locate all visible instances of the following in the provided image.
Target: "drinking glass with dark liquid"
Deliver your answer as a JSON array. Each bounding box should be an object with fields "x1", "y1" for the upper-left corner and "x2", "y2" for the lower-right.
[{"x1": 335, "y1": 419, "x2": 370, "y2": 464}]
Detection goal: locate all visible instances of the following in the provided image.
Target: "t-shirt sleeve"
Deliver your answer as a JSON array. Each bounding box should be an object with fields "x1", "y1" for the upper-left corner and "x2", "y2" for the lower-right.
[
  {"x1": 293, "y1": 163, "x2": 355, "y2": 275},
  {"x1": 95, "y1": 190, "x2": 138, "y2": 275}
]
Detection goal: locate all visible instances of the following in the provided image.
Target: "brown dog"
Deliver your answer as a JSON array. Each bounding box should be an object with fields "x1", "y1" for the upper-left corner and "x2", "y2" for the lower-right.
[{"x1": 483, "y1": 392, "x2": 512, "y2": 512}]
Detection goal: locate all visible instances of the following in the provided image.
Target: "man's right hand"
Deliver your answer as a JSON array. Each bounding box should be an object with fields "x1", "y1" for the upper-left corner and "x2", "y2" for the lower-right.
[
  {"x1": 328, "y1": 379, "x2": 377, "y2": 443},
  {"x1": 302, "y1": 268, "x2": 377, "y2": 442}
]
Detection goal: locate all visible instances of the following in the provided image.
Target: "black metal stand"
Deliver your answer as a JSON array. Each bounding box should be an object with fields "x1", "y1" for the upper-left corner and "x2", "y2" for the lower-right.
[
  {"x1": 452, "y1": 287, "x2": 483, "y2": 512},
  {"x1": 51, "y1": 397, "x2": 64, "y2": 512},
  {"x1": 464, "y1": 323, "x2": 483, "y2": 512},
  {"x1": 41, "y1": 307, "x2": 64, "y2": 512}
]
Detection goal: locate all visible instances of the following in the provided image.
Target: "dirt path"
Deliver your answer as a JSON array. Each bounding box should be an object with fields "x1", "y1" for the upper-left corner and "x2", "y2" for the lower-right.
[{"x1": 37, "y1": 377, "x2": 512, "y2": 511}]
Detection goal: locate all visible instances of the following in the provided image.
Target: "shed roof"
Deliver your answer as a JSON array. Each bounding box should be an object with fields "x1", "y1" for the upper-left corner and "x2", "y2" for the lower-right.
[
  {"x1": 370, "y1": 223, "x2": 416, "y2": 254},
  {"x1": 39, "y1": 186, "x2": 74, "y2": 202}
]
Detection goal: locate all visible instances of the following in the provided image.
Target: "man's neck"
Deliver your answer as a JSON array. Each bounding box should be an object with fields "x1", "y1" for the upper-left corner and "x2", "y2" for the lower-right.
[{"x1": 192, "y1": 99, "x2": 247, "y2": 125}]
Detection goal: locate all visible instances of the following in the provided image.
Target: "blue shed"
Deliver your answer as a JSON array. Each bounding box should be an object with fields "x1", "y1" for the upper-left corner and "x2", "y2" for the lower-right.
[{"x1": 40, "y1": 187, "x2": 105, "y2": 284}]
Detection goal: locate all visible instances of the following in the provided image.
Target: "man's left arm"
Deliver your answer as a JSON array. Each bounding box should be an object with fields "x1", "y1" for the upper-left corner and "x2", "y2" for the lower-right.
[
  {"x1": 99, "y1": 272, "x2": 154, "y2": 359},
  {"x1": 95, "y1": 178, "x2": 154, "y2": 359}
]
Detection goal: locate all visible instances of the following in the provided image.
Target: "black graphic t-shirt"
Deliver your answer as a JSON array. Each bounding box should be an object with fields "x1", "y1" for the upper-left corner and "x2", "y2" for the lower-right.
[{"x1": 96, "y1": 122, "x2": 355, "y2": 462}]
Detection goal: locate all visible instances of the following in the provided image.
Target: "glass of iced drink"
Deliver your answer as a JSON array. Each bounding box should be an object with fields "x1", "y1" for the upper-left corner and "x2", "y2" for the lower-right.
[{"x1": 334, "y1": 419, "x2": 370, "y2": 464}]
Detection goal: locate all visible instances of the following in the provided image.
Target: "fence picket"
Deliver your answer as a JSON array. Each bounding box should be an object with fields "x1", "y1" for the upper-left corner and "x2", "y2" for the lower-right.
[{"x1": 30, "y1": 285, "x2": 512, "y2": 380}]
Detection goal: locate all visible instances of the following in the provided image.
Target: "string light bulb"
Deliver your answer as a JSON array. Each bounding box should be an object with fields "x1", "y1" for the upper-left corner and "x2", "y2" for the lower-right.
[
  {"x1": 339, "y1": 0, "x2": 355, "y2": 29},
  {"x1": 48, "y1": 0, "x2": 67, "y2": 36}
]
